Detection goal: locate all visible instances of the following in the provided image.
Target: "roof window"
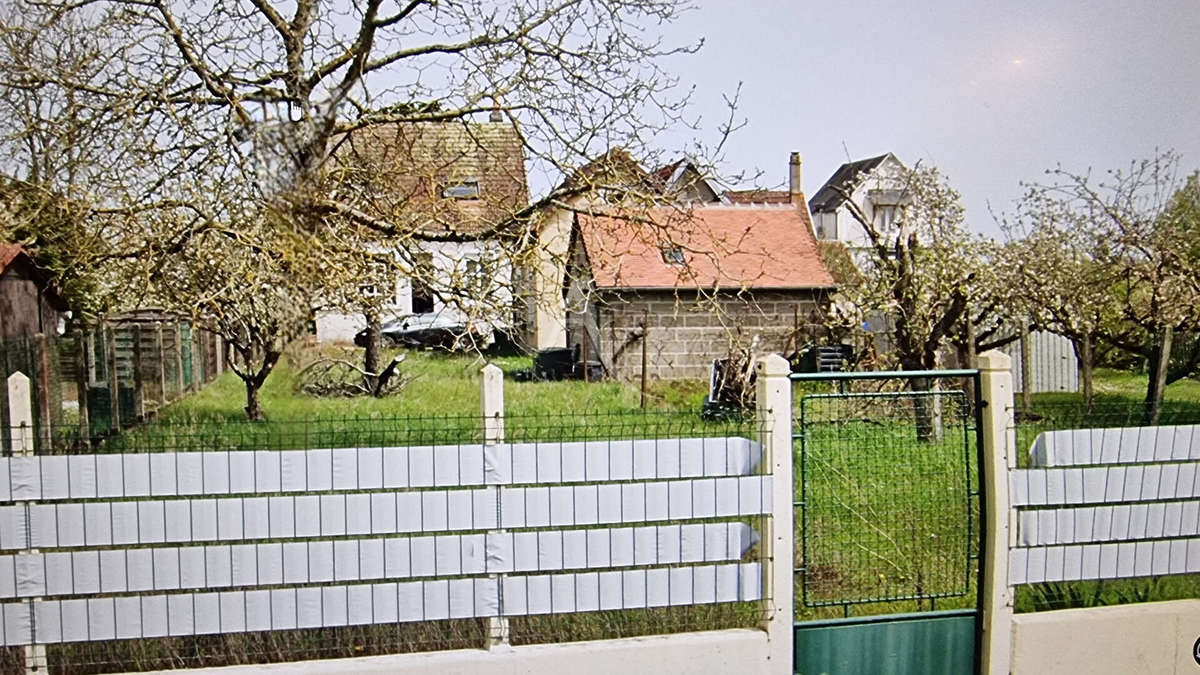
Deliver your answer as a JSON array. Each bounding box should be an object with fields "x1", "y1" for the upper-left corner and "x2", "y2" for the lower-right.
[
  {"x1": 441, "y1": 179, "x2": 481, "y2": 199},
  {"x1": 661, "y1": 245, "x2": 686, "y2": 265}
]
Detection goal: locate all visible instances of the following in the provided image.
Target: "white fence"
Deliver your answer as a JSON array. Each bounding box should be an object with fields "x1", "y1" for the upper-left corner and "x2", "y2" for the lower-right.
[
  {"x1": 999, "y1": 329, "x2": 1079, "y2": 394},
  {"x1": 975, "y1": 353, "x2": 1200, "y2": 674},
  {"x1": 3, "y1": 362, "x2": 794, "y2": 674},
  {"x1": 1009, "y1": 424, "x2": 1200, "y2": 584}
]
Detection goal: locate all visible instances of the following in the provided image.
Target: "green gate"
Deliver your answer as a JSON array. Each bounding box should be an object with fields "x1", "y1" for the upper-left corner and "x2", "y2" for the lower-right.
[{"x1": 791, "y1": 369, "x2": 984, "y2": 675}]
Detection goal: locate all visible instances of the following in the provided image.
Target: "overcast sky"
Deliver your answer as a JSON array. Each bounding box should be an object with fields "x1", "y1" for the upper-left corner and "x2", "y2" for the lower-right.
[{"x1": 656, "y1": 0, "x2": 1200, "y2": 235}]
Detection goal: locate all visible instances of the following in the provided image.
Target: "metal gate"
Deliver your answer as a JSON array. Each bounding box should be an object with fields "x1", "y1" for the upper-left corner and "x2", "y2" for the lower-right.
[{"x1": 791, "y1": 369, "x2": 984, "y2": 675}]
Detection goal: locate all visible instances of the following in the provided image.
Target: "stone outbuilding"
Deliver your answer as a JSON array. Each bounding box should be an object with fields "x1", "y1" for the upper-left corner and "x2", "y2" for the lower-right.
[{"x1": 563, "y1": 205, "x2": 836, "y2": 380}]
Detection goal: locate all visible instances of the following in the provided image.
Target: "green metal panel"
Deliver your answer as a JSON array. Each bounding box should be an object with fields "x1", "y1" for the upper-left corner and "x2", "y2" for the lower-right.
[{"x1": 794, "y1": 610, "x2": 976, "y2": 675}]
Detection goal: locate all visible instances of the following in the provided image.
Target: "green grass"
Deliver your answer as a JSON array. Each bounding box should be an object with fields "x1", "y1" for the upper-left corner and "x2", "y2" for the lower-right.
[
  {"x1": 792, "y1": 385, "x2": 980, "y2": 622},
  {"x1": 163, "y1": 345, "x2": 652, "y2": 422}
]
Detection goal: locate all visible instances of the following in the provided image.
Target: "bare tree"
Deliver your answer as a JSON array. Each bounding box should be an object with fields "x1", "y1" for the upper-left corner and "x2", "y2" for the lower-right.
[{"x1": 1, "y1": 0, "x2": 709, "y2": 417}]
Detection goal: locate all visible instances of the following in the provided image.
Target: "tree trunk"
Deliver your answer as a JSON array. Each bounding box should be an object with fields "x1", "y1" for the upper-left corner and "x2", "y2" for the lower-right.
[
  {"x1": 1018, "y1": 323, "x2": 1033, "y2": 412},
  {"x1": 363, "y1": 311, "x2": 381, "y2": 396},
  {"x1": 244, "y1": 378, "x2": 264, "y2": 421},
  {"x1": 1144, "y1": 326, "x2": 1173, "y2": 425},
  {"x1": 910, "y1": 376, "x2": 943, "y2": 443},
  {"x1": 1073, "y1": 334, "x2": 1094, "y2": 413}
]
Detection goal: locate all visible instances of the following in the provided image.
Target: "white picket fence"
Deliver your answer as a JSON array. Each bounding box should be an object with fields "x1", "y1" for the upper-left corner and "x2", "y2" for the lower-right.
[{"x1": 1, "y1": 362, "x2": 795, "y2": 674}]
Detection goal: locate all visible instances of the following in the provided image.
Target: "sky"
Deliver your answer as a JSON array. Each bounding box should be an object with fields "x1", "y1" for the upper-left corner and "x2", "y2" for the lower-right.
[{"x1": 655, "y1": 0, "x2": 1200, "y2": 235}]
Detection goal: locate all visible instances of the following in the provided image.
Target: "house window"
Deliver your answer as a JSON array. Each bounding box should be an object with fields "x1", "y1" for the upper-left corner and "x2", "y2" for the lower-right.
[
  {"x1": 660, "y1": 245, "x2": 686, "y2": 265},
  {"x1": 441, "y1": 179, "x2": 481, "y2": 199},
  {"x1": 464, "y1": 258, "x2": 491, "y2": 295},
  {"x1": 358, "y1": 261, "x2": 393, "y2": 300}
]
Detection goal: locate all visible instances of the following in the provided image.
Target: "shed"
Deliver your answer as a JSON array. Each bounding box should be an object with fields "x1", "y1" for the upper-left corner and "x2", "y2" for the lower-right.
[
  {"x1": 566, "y1": 205, "x2": 837, "y2": 380},
  {"x1": 0, "y1": 244, "x2": 68, "y2": 339}
]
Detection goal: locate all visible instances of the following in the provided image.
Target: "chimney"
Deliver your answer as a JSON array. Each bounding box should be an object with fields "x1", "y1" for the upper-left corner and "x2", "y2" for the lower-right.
[
  {"x1": 789, "y1": 152, "x2": 803, "y2": 205},
  {"x1": 489, "y1": 109, "x2": 503, "y2": 123}
]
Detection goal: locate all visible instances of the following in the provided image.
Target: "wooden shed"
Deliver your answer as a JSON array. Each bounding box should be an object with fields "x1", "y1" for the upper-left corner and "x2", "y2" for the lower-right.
[{"x1": 0, "y1": 244, "x2": 69, "y2": 338}]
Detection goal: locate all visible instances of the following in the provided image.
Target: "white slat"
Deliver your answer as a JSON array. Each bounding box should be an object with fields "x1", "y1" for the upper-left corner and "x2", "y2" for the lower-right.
[
  {"x1": 1030, "y1": 425, "x2": 1200, "y2": 467},
  {"x1": 1010, "y1": 539, "x2": 1200, "y2": 584},
  {"x1": 0, "y1": 562, "x2": 762, "y2": 646},
  {"x1": 0, "y1": 438, "x2": 762, "y2": 502},
  {"x1": 1010, "y1": 463, "x2": 1200, "y2": 506},
  {"x1": 1016, "y1": 501, "x2": 1200, "y2": 546},
  {"x1": 0, "y1": 522, "x2": 757, "y2": 599},
  {"x1": 2, "y1": 477, "x2": 769, "y2": 550}
]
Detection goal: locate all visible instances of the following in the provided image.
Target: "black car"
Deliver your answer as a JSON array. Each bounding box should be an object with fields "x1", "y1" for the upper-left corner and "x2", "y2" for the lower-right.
[{"x1": 353, "y1": 313, "x2": 494, "y2": 350}]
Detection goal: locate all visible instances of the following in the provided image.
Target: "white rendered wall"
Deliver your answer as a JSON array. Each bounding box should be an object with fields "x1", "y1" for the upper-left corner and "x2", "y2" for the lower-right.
[
  {"x1": 1011, "y1": 600, "x2": 1200, "y2": 674},
  {"x1": 315, "y1": 240, "x2": 512, "y2": 344}
]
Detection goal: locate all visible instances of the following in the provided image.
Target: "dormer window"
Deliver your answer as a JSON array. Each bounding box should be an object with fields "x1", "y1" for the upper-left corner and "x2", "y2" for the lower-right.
[
  {"x1": 441, "y1": 179, "x2": 481, "y2": 199},
  {"x1": 661, "y1": 245, "x2": 686, "y2": 265}
]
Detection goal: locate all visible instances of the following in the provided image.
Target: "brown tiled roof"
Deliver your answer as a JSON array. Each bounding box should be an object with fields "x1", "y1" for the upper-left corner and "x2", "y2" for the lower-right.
[
  {"x1": 724, "y1": 189, "x2": 792, "y2": 205},
  {"x1": 332, "y1": 121, "x2": 529, "y2": 237},
  {"x1": 577, "y1": 203, "x2": 835, "y2": 290},
  {"x1": 0, "y1": 244, "x2": 21, "y2": 270}
]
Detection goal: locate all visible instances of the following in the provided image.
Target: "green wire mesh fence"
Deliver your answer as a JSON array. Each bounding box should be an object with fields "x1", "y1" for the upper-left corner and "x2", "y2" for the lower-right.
[{"x1": 792, "y1": 373, "x2": 982, "y2": 619}]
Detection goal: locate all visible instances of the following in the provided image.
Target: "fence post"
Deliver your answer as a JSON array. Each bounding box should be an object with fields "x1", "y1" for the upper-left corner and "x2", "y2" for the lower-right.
[
  {"x1": 73, "y1": 328, "x2": 90, "y2": 448},
  {"x1": 480, "y1": 363, "x2": 509, "y2": 647},
  {"x1": 174, "y1": 321, "x2": 185, "y2": 397},
  {"x1": 192, "y1": 324, "x2": 203, "y2": 386},
  {"x1": 132, "y1": 325, "x2": 145, "y2": 422},
  {"x1": 156, "y1": 322, "x2": 168, "y2": 408},
  {"x1": 7, "y1": 372, "x2": 47, "y2": 672},
  {"x1": 105, "y1": 323, "x2": 121, "y2": 434},
  {"x1": 34, "y1": 334, "x2": 53, "y2": 452},
  {"x1": 979, "y1": 350, "x2": 1015, "y2": 675},
  {"x1": 214, "y1": 332, "x2": 224, "y2": 375},
  {"x1": 754, "y1": 354, "x2": 792, "y2": 675}
]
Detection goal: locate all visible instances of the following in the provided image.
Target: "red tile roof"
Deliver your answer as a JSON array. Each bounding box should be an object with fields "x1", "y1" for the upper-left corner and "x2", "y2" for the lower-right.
[
  {"x1": 0, "y1": 244, "x2": 21, "y2": 270},
  {"x1": 577, "y1": 204, "x2": 835, "y2": 290}
]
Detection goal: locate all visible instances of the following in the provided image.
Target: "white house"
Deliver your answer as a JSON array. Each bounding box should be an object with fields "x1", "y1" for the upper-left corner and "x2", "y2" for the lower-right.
[
  {"x1": 314, "y1": 117, "x2": 529, "y2": 343},
  {"x1": 807, "y1": 153, "x2": 909, "y2": 253}
]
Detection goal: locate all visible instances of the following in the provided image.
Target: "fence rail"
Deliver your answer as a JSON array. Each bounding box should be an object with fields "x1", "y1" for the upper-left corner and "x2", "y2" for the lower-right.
[{"x1": 0, "y1": 363, "x2": 793, "y2": 672}]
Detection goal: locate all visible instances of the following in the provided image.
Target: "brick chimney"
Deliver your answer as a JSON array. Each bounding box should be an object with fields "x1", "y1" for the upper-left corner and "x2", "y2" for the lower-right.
[{"x1": 789, "y1": 152, "x2": 803, "y2": 206}]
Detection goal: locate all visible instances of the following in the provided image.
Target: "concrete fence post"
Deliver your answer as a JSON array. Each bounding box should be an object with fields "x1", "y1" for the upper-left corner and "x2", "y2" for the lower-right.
[
  {"x1": 979, "y1": 350, "x2": 1016, "y2": 675},
  {"x1": 480, "y1": 363, "x2": 509, "y2": 647},
  {"x1": 755, "y1": 354, "x2": 793, "y2": 675},
  {"x1": 7, "y1": 372, "x2": 47, "y2": 672}
]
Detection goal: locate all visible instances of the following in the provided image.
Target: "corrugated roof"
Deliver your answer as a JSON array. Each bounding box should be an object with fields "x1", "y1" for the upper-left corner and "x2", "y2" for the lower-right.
[
  {"x1": 807, "y1": 154, "x2": 892, "y2": 213},
  {"x1": 577, "y1": 204, "x2": 835, "y2": 290},
  {"x1": 333, "y1": 121, "x2": 529, "y2": 237}
]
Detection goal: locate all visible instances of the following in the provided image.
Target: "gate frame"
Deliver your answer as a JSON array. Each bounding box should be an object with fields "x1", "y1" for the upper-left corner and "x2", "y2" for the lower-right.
[{"x1": 788, "y1": 363, "x2": 994, "y2": 675}]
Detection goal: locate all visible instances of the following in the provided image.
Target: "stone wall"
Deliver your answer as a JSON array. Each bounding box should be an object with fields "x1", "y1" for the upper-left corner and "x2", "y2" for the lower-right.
[{"x1": 583, "y1": 289, "x2": 828, "y2": 381}]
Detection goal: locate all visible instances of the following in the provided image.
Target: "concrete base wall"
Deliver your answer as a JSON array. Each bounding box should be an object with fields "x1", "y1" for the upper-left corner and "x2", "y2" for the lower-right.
[
  {"x1": 1011, "y1": 600, "x2": 1200, "y2": 674},
  {"x1": 137, "y1": 629, "x2": 777, "y2": 675},
  {"x1": 586, "y1": 290, "x2": 827, "y2": 381}
]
